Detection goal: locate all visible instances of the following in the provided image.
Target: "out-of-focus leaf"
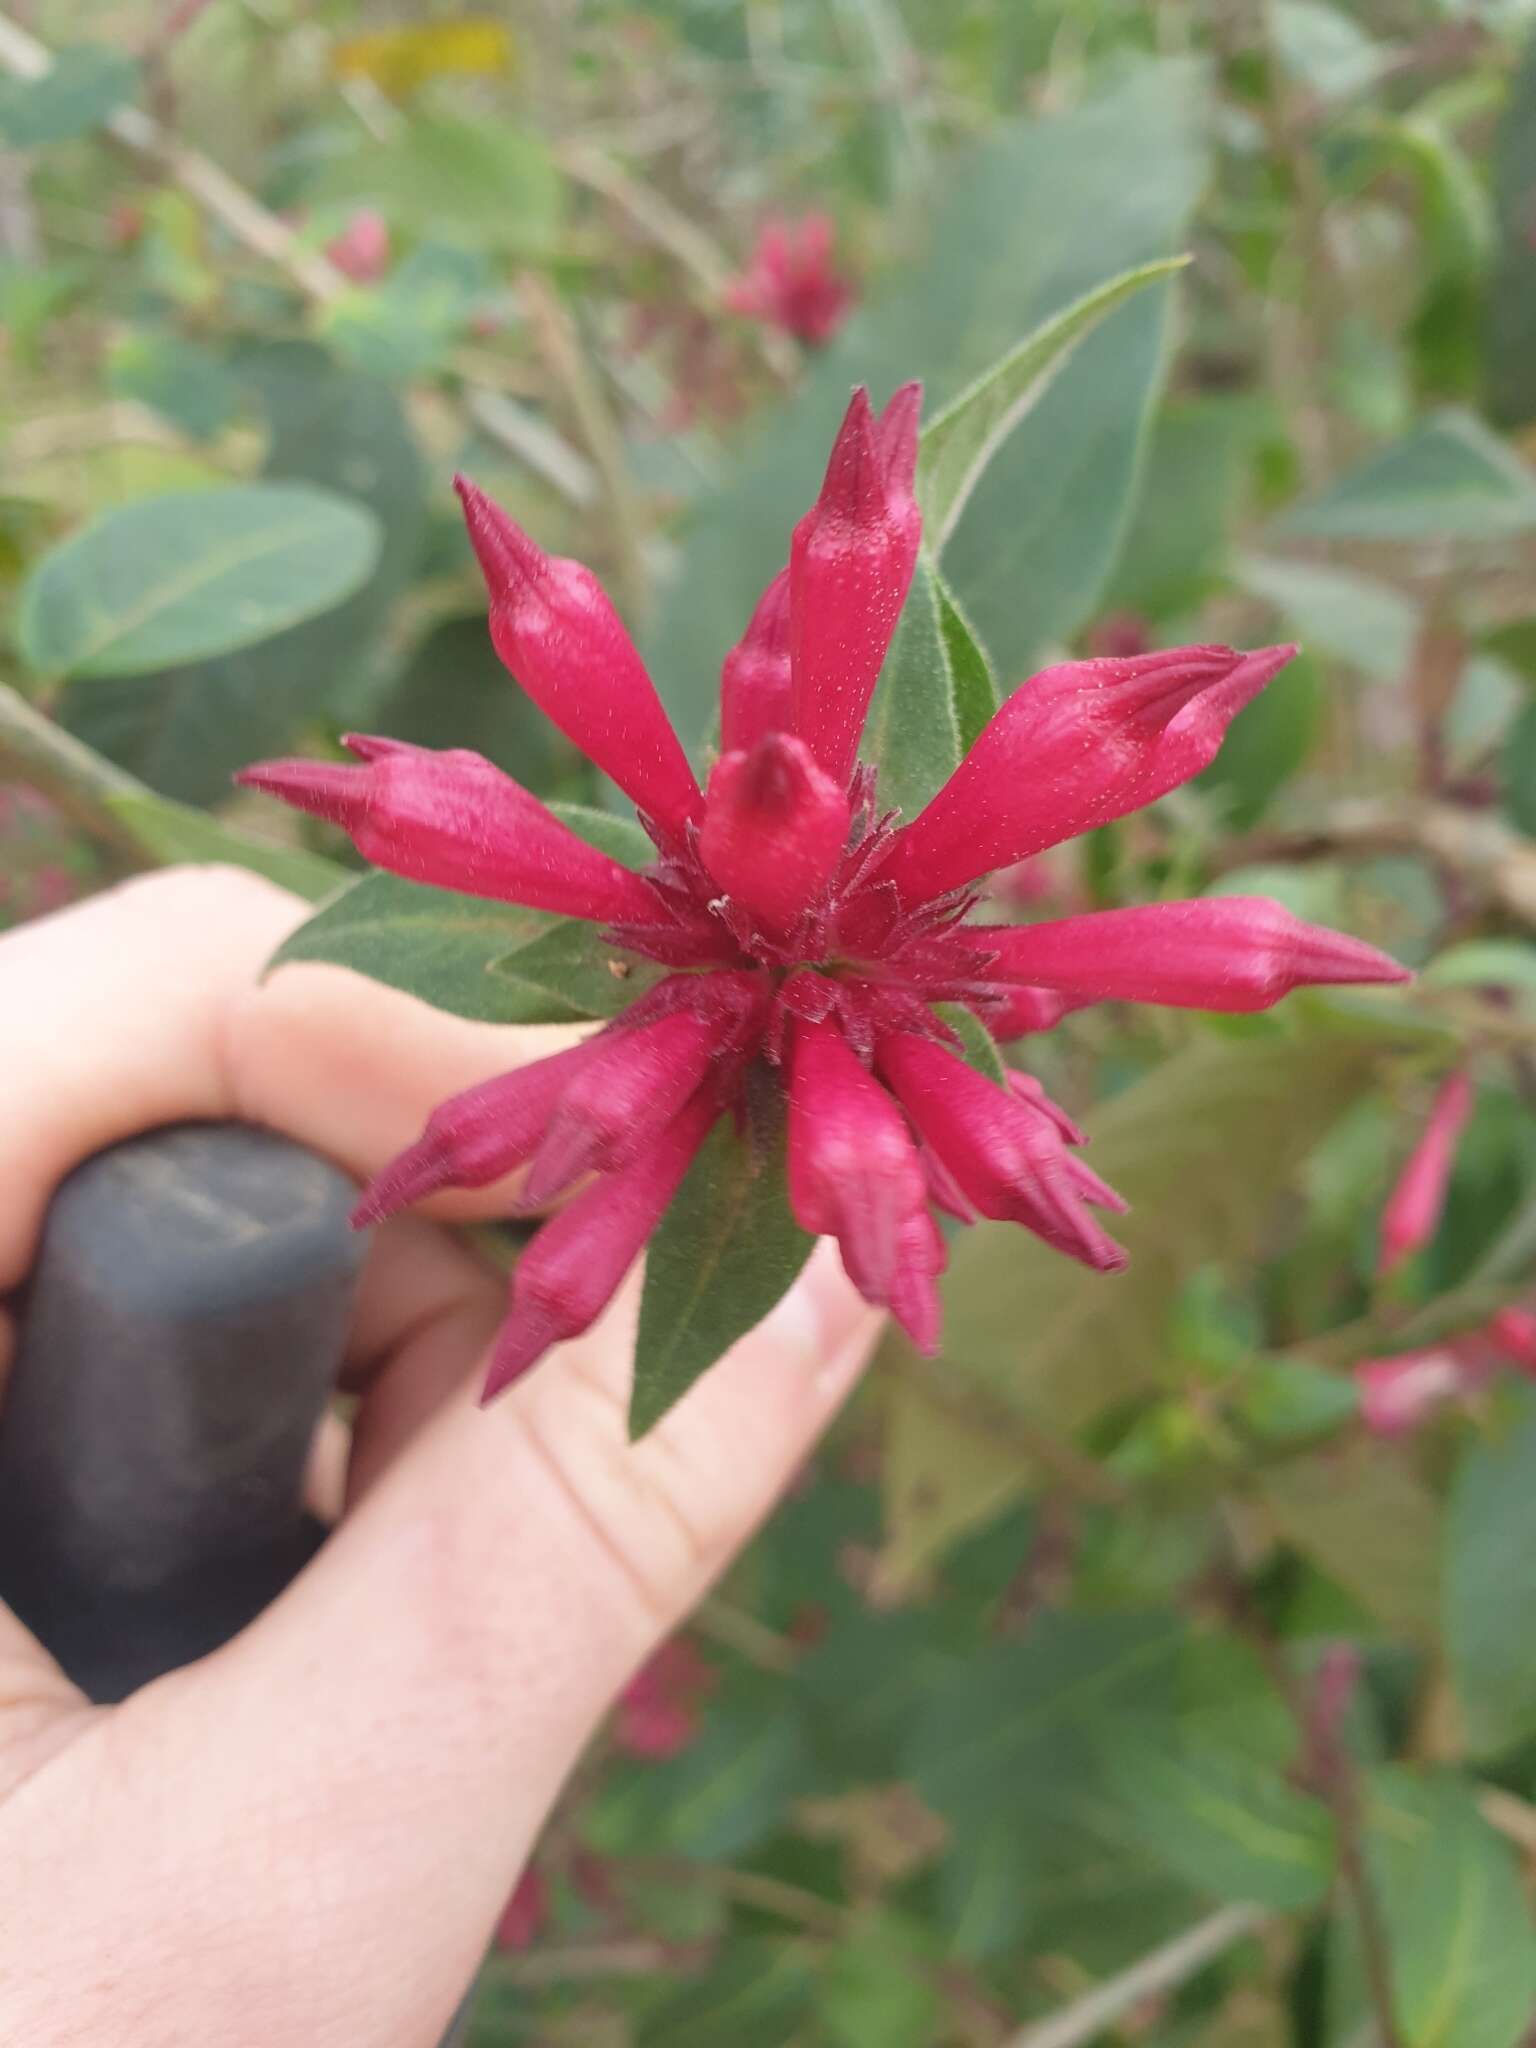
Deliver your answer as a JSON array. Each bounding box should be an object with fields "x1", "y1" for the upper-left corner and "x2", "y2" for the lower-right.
[
  {"x1": 631, "y1": 1100, "x2": 815, "y2": 1437},
  {"x1": 1366, "y1": 1769, "x2": 1536, "y2": 2048},
  {"x1": 910, "y1": 1023, "x2": 1401, "y2": 1449},
  {"x1": 590, "y1": 1702, "x2": 811, "y2": 1865},
  {"x1": 1104, "y1": 1733, "x2": 1334, "y2": 1909},
  {"x1": 1102, "y1": 398, "x2": 1260, "y2": 619},
  {"x1": 1487, "y1": 26, "x2": 1536, "y2": 430},
  {"x1": 323, "y1": 244, "x2": 490, "y2": 380},
  {"x1": 917, "y1": 257, "x2": 1188, "y2": 552},
  {"x1": 312, "y1": 116, "x2": 563, "y2": 255},
  {"x1": 1421, "y1": 939, "x2": 1536, "y2": 1000},
  {"x1": 61, "y1": 349, "x2": 426, "y2": 802},
  {"x1": 1196, "y1": 649, "x2": 1323, "y2": 828},
  {"x1": 331, "y1": 19, "x2": 515, "y2": 98},
  {"x1": 817, "y1": 1915, "x2": 940, "y2": 2048},
  {"x1": 374, "y1": 614, "x2": 554, "y2": 788},
  {"x1": 1233, "y1": 554, "x2": 1415, "y2": 680},
  {"x1": 635, "y1": 1941, "x2": 815, "y2": 2048},
  {"x1": 18, "y1": 486, "x2": 380, "y2": 681},
  {"x1": 266, "y1": 872, "x2": 565, "y2": 1024},
  {"x1": 1446, "y1": 1389, "x2": 1536, "y2": 1756},
  {"x1": 1271, "y1": 1, "x2": 1389, "y2": 102},
  {"x1": 0, "y1": 44, "x2": 136, "y2": 147},
  {"x1": 878, "y1": 1377, "x2": 1038, "y2": 1589},
  {"x1": 1502, "y1": 698, "x2": 1536, "y2": 837},
  {"x1": 107, "y1": 333, "x2": 238, "y2": 443},
  {"x1": 108, "y1": 794, "x2": 344, "y2": 902},
  {"x1": 1255, "y1": 1443, "x2": 1441, "y2": 1640},
  {"x1": 1279, "y1": 410, "x2": 1536, "y2": 544},
  {"x1": 647, "y1": 62, "x2": 1206, "y2": 745}
]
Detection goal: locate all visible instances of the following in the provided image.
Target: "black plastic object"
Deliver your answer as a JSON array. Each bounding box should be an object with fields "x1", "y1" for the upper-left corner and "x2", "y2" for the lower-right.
[{"x1": 0, "y1": 1120, "x2": 364, "y2": 1700}]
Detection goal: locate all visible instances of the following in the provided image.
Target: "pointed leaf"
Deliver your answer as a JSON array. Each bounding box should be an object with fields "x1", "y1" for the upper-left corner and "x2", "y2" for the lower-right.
[
  {"x1": 1279, "y1": 410, "x2": 1536, "y2": 544},
  {"x1": 20, "y1": 485, "x2": 382, "y2": 682},
  {"x1": 936, "y1": 572, "x2": 998, "y2": 754},
  {"x1": 630, "y1": 1093, "x2": 815, "y2": 1437},
  {"x1": 267, "y1": 872, "x2": 579, "y2": 1023},
  {"x1": 108, "y1": 793, "x2": 345, "y2": 902},
  {"x1": 863, "y1": 554, "x2": 960, "y2": 821},
  {"x1": 492, "y1": 917, "x2": 664, "y2": 1020},
  {"x1": 918, "y1": 256, "x2": 1190, "y2": 552}
]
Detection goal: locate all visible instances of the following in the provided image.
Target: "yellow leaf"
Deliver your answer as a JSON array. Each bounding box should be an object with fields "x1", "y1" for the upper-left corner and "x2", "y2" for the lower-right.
[{"x1": 331, "y1": 19, "x2": 515, "y2": 99}]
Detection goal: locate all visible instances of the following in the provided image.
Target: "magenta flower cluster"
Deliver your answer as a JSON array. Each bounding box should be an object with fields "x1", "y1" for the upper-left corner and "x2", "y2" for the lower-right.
[{"x1": 241, "y1": 382, "x2": 1407, "y2": 1400}]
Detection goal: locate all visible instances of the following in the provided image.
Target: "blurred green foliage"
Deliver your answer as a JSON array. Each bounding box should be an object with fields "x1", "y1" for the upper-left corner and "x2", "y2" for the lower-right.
[{"x1": 6, "y1": 1, "x2": 1536, "y2": 2043}]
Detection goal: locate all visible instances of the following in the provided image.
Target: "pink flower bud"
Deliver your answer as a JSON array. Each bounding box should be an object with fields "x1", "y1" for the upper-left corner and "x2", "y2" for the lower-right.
[
  {"x1": 1378, "y1": 1070, "x2": 1474, "y2": 1276},
  {"x1": 985, "y1": 897, "x2": 1409, "y2": 1012},
  {"x1": 1488, "y1": 1306, "x2": 1536, "y2": 1374},
  {"x1": 524, "y1": 976, "x2": 763, "y2": 1204},
  {"x1": 877, "y1": 1032, "x2": 1127, "y2": 1271},
  {"x1": 720, "y1": 568, "x2": 793, "y2": 754},
  {"x1": 455, "y1": 477, "x2": 702, "y2": 840},
  {"x1": 789, "y1": 387, "x2": 923, "y2": 788},
  {"x1": 1356, "y1": 1348, "x2": 1474, "y2": 1435},
  {"x1": 482, "y1": 1091, "x2": 717, "y2": 1400},
  {"x1": 326, "y1": 207, "x2": 390, "y2": 282},
  {"x1": 237, "y1": 735, "x2": 657, "y2": 924},
  {"x1": 352, "y1": 1038, "x2": 604, "y2": 1226},
  {"x1": 883, "y1": 644, "x2": 1297, "y2": 903},
  {"x1": 701, "y1": 733, "x2": 851, "y2": 933},
  {"x1": 786, "y1": 1015, "x2": 934, "y2": 1344}
]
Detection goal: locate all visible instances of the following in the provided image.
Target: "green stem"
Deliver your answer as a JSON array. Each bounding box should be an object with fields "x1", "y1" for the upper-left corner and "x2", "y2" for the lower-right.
[{"x1": 0, "y1": 678, "x2": 150, "y2": 872}]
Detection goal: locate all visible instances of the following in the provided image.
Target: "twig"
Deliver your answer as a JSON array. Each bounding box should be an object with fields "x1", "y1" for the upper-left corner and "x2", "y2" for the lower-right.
[
  {"x1": 695, "y1": 1595, "x2": 799, "y2": 1673},
  {"x1": 0, "y1": 8, "x2": 595, "y2": 509},
  {"x1": 0, "y1": 679, "x2": 151, "y2": 872},
  {"x1": 494, "y1": 1937, "x2": 689, "y2": 1986},
  {"x1": 1220, "y1": 799, "x2": 1536, "y2": 929},
  {"x1": 1004, "y1": 1904, "x2": 1268, "y2": 2048}
]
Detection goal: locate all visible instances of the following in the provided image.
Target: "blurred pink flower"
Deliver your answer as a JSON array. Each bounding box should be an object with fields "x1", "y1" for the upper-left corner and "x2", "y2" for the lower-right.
[
  {"x1": 1378, "y1": 1070, "x2": 1474, "y2": 1275},
  {"x1": 615, "y1": 1637, "x2": 716, "y2": 1760},
  {"x1": 326, "y1": 208, "x2": 390, "y2": 283},
  {"x1": 493, "y1": 1867, "x2": 547, "y2": 1952},
  {"x1": 725, "y1": 213, "x2": 854, "y2": 347}
]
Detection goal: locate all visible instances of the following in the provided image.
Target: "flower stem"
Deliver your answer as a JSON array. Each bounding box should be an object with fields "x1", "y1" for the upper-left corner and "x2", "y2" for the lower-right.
[{"x1": 0, "y1": 678, "x2": 150, "y2": 873}]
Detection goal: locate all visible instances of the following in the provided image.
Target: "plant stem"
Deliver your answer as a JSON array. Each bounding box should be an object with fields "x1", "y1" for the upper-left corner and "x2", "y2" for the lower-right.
[
  {"x1": 1004, "y1": 1904, "x2": 1269, "y2": 2048},
  {"x1": 0, "y1": 679, "x2": 150, "y2": 872}
]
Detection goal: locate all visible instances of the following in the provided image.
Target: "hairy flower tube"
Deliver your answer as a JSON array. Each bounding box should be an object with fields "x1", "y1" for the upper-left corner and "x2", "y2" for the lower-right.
[{"x1": 240, "y1": 382, "x2": 1409, "y2": 1402}]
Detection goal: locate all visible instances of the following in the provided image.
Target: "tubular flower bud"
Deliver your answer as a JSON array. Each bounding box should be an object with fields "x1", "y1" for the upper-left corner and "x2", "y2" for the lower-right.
[
  {"x1": 789, "y1": 387, "x2": 923, "y2": 788},
  {"x1": 720, "y1": 569, "x2": 793, "y2": 754},
  {"x1": 237, "y1": 736, "x2": 658, "y2": 925},
  {"x1": 455, "y1": 477, "x2": 702, "y2": 839},
  {"x1": 1378, "y1": 1070, "x2": 1474, "y2": 1275},
  {"x1": 700, "y1": 733, "x2": 852, "y2": 934},
  {"x1": 986, "y1": 897, "x2": 1411, "y2": 1012},
  {"x1": 882, "y1": 645, "x2": 1297, "y2": 903},
  {"x1": 482, "y1": 1092, "x2": 717, "y2": 1401}
]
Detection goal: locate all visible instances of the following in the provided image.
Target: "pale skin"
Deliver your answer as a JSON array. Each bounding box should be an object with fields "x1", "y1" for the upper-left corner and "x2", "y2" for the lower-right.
[{"x1": 0, "y1": 867, "x2": 882, "y2": 2048}]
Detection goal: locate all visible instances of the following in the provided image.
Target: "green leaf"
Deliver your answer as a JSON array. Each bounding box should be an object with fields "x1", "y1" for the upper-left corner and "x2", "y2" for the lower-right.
[
  {"x1": 1102, "y1": 398, "x2": 1260, "y2": 619},
  {"x1": 1196, "y1": 649, "x2": 1323, "y2": 828},
  {"x1": 267, "y1": 872, "x2": 570, "y2": 1024},
  {"x1": 1446, "y1": 1389, "x2": 1536, "y2": 1756},
  {"x1": 547, "y1": 801, "x2": 655, "y2": 866},
  {"x1": 0, "y1": 45, "x2": 137, "y2": 147},
  {"x1": 1488, "y1": 27, "x2": 1536, "y2": 430},
  {"x1": 1271, "y1": 1, "x2": 1389, "y2": 101},
  {"x1": 312, "y1": 116, "x2": 564, "y2": 255},
  {"x1": 630, "y1": 1094, "x2": 815, "y2": 1437},
  {"x1": 589, "y1": 1702, "x2": 810, "y2": 1864},
  {"x1": 492, "y1": 917, "x2": 664, "y2": 1021},
  {"x1": 1421, "y1": 939, "x2": 1536, "y2": 1001},
  {"x1": 1279, "y1": 410, "x2": 1536, "y2": 544},
  {"x1": 1233, "y1": 553, "x2": 1416, "y2": 681},
  {"x1": 107, "y1": 333, "x2": 238, "y2": 443},
  {"x1": 107, "y1": 794, "x2": 345, "y2": 902},
  {"x1": 935, "y1": 1003, "x2": 1007, "y2": 1084},
  {"x1": 636, "y1": 1942, "x2": 815, "y2": 2048},
  {"x1": 20, "y1": 484, "x2": 381, "y2": 682},
  {"x1": 323, "y1": 243, "x2": 490, "y2": 380},
  {"x1": 1104, "y1": 1734, "x2": 1334, "y2": 1911},
  {"x1": 936, "y1": 572, "x2": 998, "y2": 754},
  {"x1": 59, "y1": 348, "x2": 426, "y2": 803},
  {"x1": 818, "y1": 1916, "x2": 940, "y2": 2048},
  {"x1": 1502, "y1": 698, "x2": 1536, "y2": 838},
  {"x1": 862, "y1": 555, "x2": 960, "y2": 820},
  {"x1": 918, "y1": 257, "x2": 1189, "y2": 553},
  {"x1": 1366, "y1": 1769, "x2": 1536, "y2": 2048},
  {"x1": 646, "y1": 62, "x2": 1207, "y2": 745},
  {"x1": 1256, "y1": 1443, "x2": 1441, "y2": 1642}
]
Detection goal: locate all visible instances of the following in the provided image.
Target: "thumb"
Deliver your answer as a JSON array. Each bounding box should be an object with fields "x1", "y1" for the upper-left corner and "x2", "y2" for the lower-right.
[{"x1": 0, "y1": 1248, "x2": 879, "y2": 2048}]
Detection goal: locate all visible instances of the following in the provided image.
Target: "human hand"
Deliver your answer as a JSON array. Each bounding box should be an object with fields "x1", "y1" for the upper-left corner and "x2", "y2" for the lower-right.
[{"x1": 0, "y1": 867, "x2": 881, "y2": 2048}]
